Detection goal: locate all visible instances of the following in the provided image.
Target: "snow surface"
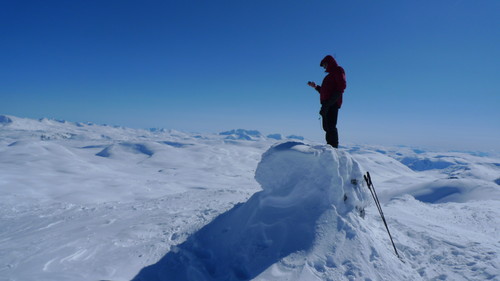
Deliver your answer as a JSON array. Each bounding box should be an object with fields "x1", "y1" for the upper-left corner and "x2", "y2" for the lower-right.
[{"x1": 1, "y1": 115, "x2": 499, "y2": 281}]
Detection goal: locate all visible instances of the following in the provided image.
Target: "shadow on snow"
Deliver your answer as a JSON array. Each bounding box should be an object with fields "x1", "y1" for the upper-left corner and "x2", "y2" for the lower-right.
[{"x1": 131, "y1": 190, "x2": 324, "y2": 281}]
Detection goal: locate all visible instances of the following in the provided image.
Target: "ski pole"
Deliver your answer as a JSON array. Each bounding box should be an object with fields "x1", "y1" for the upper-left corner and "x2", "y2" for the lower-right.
[
  {"x1": 366, "y1": 172, "x2": 384, "y2": 223},
  {"x1": 364, "y1": 172, "x2": 401, "y2": 260}
]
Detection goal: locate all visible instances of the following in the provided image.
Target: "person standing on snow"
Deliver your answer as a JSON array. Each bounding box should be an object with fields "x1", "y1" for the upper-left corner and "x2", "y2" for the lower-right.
[{"x1": 308, "y1": 55, "x2": 346, "y2": 148}]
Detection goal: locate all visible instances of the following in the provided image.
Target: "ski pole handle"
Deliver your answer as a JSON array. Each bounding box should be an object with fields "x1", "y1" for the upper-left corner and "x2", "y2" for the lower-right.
[
  {"x1": 363, "y1": 175, "x2": 370, "y2": 189},
  {"x1": 366, "y1": 171, "x2": 372, "y2": 185}
]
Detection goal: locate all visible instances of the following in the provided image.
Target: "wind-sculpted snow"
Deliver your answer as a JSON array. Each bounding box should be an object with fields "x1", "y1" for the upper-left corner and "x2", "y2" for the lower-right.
[
  {"x1": 2, "y1": 115, "x2": 500, "y2": 281},
  {"x1": 96, "y1": 142, "x2": 155, "y2": 158},
  {"x1": 398, "y1": 179, "x2": 500, "y2": 204},
  {"x1": 0, "y1": 115, "x2": 13, "y2": 125},
  {"x1": 400, "y1": 156, "x2": 457, "y2": 171},
  {"x1": 132, "y1": 142, "x2": 420, "y2": 281},
  {"x1": 255, "y1": 142, "x2": 369, "y2": 215}
]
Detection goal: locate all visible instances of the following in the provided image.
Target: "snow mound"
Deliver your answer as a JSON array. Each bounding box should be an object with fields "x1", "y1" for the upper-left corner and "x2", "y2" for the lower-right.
[
  {"x1": 160, "y1": 141, "x2": 191, "y2": 148},
  {"x1": 403, "y1": 179, "x2": 500, "y2": 204},
  {"x1": 254, "y1": 142, "x2": 369, "y2": 215},
  {"x1": 400, "y1": 156, "x2": 457, "y2": 171},
  {"x1": 132, "y1": 142, "x2": 418, "y2": 281},
  {"x1": 0, "y1": 115, "x2": 13, "y2": 125},
  {"x1": 348, "y1": 147, "x2": 416, "y2": 183},
  {"x1": 96, "y1": 142, "x2": 155, "y2": 158}
]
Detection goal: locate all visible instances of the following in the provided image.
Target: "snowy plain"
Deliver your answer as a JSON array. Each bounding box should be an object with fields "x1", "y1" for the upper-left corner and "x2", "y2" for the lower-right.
[{"x1": 0, "y1": 115, "x2": 499, "y2": 281}]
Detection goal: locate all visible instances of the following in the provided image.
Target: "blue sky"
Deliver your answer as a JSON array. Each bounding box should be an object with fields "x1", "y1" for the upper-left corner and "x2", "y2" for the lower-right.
[{"x1": 1, "y1": 0, "x2": 499, "y2": 151}]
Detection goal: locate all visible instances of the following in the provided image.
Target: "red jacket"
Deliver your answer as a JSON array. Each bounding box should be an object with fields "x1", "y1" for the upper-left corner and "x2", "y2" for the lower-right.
[{"x1": 316, "y1": 55, "x2": 346, "y2": 108}]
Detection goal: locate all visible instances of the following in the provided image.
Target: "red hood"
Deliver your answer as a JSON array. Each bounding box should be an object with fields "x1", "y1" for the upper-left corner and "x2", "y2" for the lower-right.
[{"x1": 320, "y1": 55, "x2": 338, "y2": 73}]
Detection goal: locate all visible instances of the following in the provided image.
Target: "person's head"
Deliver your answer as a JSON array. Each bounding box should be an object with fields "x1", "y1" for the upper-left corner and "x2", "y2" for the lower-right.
[{"x1": 320, "y1": 55, "x2": 338, "y2": 72}]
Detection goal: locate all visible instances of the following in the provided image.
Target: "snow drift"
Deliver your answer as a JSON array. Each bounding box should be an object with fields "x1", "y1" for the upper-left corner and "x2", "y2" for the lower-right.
[
  {"x1": 3, "y1": 115, "x2": 499, "y2": 281},
  {"x1": 398, "y1": 178, "x2": 500, "y2": 204},
  {"x1": 132, "y1": 142, "x2": 418, "y2": 281}
]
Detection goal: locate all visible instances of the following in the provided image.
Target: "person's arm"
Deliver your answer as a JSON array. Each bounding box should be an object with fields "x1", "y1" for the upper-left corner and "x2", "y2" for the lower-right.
[{"x1": 307, "y1": 81, "x2": 321, "y2": 93}]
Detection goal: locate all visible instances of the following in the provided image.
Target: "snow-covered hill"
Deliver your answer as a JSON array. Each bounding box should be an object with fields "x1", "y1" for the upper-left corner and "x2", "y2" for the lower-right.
[{"x1": 0, "y1": 115, "x2": 499, "y2": 281}]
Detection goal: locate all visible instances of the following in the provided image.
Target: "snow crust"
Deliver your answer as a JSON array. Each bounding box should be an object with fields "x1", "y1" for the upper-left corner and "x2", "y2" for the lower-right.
[{"x1": 1, "y1": 115, "x2": 499, "y2": 281}]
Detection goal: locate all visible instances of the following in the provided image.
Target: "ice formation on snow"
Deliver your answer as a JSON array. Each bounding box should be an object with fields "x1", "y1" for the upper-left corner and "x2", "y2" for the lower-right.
[{"x1": 132, "y1": 142, "x2": 419, "y2": 281}]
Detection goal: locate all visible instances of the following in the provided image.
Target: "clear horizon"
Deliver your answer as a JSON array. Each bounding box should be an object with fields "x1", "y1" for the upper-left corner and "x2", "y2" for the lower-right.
[{"x1": 1, "y1": 0, "x2": 499, "y2": 151}]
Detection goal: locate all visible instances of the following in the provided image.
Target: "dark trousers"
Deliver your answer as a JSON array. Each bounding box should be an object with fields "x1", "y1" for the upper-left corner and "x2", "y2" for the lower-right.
[{"x1": 321, "y1": 105, "x2": 339, "y2": 148}]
